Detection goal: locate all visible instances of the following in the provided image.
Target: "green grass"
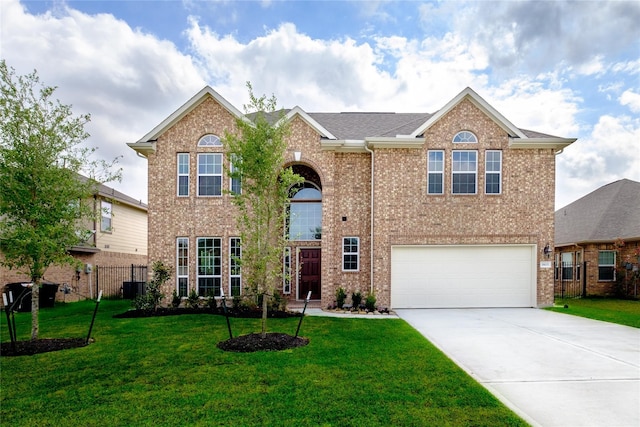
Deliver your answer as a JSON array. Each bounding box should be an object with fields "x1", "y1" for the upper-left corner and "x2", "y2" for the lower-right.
[
  {"x1": 547, "y1": 297, "x2": 640, "y2": 328},
  {"x1": 1, "y1": 300, "x2": 526, "y2": 426}
]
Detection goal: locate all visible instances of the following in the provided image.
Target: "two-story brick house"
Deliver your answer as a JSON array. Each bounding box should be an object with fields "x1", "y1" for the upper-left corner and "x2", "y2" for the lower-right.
[{"x1": 128, "y1": 86, "x2": 575, "y2": 309}]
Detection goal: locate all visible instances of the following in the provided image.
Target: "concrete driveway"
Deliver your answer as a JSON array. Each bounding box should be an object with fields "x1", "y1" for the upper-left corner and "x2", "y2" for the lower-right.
[{"x1": 396, "y1": 308, "x2": 640, "y2": 427}]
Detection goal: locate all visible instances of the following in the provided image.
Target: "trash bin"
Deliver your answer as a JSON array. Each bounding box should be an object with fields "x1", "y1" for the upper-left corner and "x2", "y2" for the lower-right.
[
  {"x1": 4, "y1": 283, "x2": 33, "y2": 312},
  {"x1": 40, "y1": 283, "x2": 59, "y2": 308},
  {"x1": 123, "y1": 281, "x2": 146, "y2": 299}
]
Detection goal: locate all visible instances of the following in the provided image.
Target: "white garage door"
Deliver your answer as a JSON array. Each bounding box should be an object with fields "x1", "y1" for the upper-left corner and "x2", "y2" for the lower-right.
[{"x1": 391, "y1": 245, "x2": 536, "y2": 308}]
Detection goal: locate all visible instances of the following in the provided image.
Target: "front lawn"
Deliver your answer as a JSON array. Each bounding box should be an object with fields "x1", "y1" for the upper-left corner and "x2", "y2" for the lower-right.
[
  {"x1": 548, "y1": 297, "x2": 640, "y2": 328},
  {"x1": 1, "y1": 300, "x2": 526, "y2": 426}
]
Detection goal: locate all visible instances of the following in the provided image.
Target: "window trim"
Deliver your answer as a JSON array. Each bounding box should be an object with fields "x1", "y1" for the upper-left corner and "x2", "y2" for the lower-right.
[
  {"x1": 342, "y1": 237, "x2": 360, "y2": 272},
  {"x1": 229, "y1": 237, "x2": 241, "y2": 297},
  {"x1": 452, "y1": 131, "x2": 478, "y2": 143},
  {"x1": 176, "y1": 237, "x2": 189, "y2": 297},
  {"x1": 451, "y1": 150, "x2": 478, "y2": 195},
  {"x1": 598, "y1": 250, "x2": 616, "y2": 282},
  {"x1": 197, "y1": 153, "x2": 223, "y2": 197},
  {"x1": 177, "y1": 153, "x2": 189, "y2": 197},
  {"x1": 427, "y1": 150, "x2": 444, "y2": 195},
  {"x1": 485, "y1": 150, "x2": 502, "y2": 195},
  {"x1": 561, "y1": 252, "x2": 574, "y2": 281},
  {"x1": 198, "y1": 134, "x2": 222, "y2": 147},
  {"x1": 283, "y1": 247, "x2": 292, "y2": 294},
  {"x1": 197, "y1": 237, "x2": 222, "y2": 297},
  {"x1": 100, "y1": 200, "x2": 112, "y2": 232},
  {"x1": 229, "y1": 154, "x2": 241, "y2": 196}
]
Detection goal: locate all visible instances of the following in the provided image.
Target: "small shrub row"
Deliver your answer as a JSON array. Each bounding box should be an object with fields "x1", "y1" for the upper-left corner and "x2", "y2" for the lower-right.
[{"x1": 332, "y1": 287, "x2": 379, "y2": 312}]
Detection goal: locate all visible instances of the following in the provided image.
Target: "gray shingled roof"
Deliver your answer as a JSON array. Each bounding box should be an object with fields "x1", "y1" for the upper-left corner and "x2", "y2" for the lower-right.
[
  {"x1": 555, "y1": 179, "x2": 640, "y2": 245},
  {"x1": 248, "y1": 109, "x2": 565, "y2": 141},
  {"x1": 308, "y1": 112, "x2": 433, "y2": 139}
]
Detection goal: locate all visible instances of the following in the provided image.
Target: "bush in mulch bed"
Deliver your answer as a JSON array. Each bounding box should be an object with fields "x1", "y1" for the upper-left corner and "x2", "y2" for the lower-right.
[
  {"x1": 217, "y1": 333, "x2": 309, "y2": 352},
  {"x1": 113, "y1": 306, "x2": 302, "y2": 319},
  {"x1": 1, "y1": 338, "x2": 88, "y2": 357}
]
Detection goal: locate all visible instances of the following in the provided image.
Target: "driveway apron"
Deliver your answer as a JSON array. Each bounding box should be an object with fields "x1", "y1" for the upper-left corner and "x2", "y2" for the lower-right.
[{"x1": 396, "y1": 308, "x2": 640, "y2": 427}]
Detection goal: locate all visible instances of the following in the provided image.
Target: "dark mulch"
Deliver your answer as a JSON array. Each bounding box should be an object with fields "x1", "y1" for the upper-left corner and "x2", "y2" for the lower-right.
[
  {"x1": 1, "y1": 338, "x2": 88, "y2": 357},
  {"x1": 217, "y1": 333, "x2": 309, "y2": 352}
]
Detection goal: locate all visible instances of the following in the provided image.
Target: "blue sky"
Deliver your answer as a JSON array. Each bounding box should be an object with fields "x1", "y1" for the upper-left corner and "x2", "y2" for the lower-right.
[{"x1": 2, "y1": 0, "x2": 639, "y2": 208}]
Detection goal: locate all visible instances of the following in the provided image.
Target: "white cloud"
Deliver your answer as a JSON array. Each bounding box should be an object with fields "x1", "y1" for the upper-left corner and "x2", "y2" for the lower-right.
[
  {"x1": 1, "y1": 0, "x2": 207, "y2": 203},
  {"x1": 619, "y1": 90, "x2": 640, "y2": 113},
  {"x1": 556, "y1": 114, "x2": 640, "y2": 208}
]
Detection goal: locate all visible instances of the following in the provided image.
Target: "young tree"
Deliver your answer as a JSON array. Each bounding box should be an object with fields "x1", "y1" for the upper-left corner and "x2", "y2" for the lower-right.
[
  {"x1": 0, "y1": 60, "x2": 120, "y2": 339},
  {"x1": 224, "y1": 83, "x2": 302, "y2": 338}
]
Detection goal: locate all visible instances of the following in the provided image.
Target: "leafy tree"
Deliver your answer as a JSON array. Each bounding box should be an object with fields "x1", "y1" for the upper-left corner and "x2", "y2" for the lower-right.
[
  {"x1": 0, "y1": 60, "x2": 120, "y2": 339},
  {"x1": 224, "y1": 83, "x2": 302, "y2": 338}
]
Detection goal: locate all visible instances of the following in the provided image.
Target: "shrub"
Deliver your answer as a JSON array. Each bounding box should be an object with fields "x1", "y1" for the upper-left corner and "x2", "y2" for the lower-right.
[
  {"x1": 171, "y1": 290, "x2": 181, "y2": 308},
  {"x1": 336, "y1": 287, "x2": 346, "y2": 308},
  {"x1": 133, "y1": 261, "x2": 171, "y2": 312},
  {"x1": 205, "y1": 290, "x2": 217, "y2": 309},
  {"x1": 365, "y1": 293, "x2": 376, "y2": 312},
  {"x1": 186, "y1": 289, "x2": 200, "y2": 309},
  {"x1": 351, "y1": 291, "x2": 362, "y2": 309}
]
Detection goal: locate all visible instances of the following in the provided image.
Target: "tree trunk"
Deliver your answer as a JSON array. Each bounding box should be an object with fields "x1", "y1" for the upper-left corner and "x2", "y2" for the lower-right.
[
  {"x1": 261, "y1": 291, "x2": 268, "y2": 339},
  {"x1": 31, "y1": 283, "x2": 39, "y2": 340}
]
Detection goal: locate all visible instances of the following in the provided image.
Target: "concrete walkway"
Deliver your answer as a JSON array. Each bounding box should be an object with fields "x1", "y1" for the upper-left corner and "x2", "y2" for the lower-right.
[{"x1": 396, "y1": 308, "x2": 640, "y2": 427}]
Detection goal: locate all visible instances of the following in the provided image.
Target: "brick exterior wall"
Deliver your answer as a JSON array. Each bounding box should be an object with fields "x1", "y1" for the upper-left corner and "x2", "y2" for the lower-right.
[
  {"x1": 1, "y1": 251, "x2": 147, "y2": 304},
  {"x1": 143, "y1": 94, "x2": 560, "y2": 308},
  {"x1": 555, "y1": 240, "x2": 640, "y2": 297}
]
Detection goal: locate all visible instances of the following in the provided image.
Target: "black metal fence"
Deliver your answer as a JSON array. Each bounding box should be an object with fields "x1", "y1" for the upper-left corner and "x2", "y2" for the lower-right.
[
  {"x1": 94, "y1": 264, "x2": 147, "y2": 299},
  {"x1": 554, "y1": 261, "x2": 586, "y2": 299}
]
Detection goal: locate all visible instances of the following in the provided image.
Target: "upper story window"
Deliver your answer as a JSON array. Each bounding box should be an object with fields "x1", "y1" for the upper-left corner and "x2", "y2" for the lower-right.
[
  {"x1": 229, "y1": 154, "x2": 241, "y2": 195},
  {"x1": 453, "y1": 131, "x2": 477, "y2": 143},
  {"x1": 198, "y1": 134, "x2": 222, "y2": 147},
  {"x1": 288, "y1": 182, "x2": 322, "y2": 241},
  {"x1": 177, "y1": 153, "x2": 189, "y2": 196},
  {"x1": 427, "y1": 150, "x2": 444, "y2": 194},
  {"x1": 452, "y1": 150, "x2": 477, "y2": 194},
  {"x1": 100, "y1": 200, "x2": 112, "y2": 232},
  {"x1": 197, "y1": 153, "x2": 223, "y2": 196},
  {"x1": 485, "y1": 150, "x2": 502, "y2": 194}
]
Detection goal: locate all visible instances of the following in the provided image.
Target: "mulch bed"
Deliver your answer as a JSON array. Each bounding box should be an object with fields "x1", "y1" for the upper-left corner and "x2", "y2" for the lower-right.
[
  {"x1": 217, "y1": 333, "x2": 309, "y2": 352},
  {"x1": 1, "y1": 338, "x2": 88, "y2": 357}
]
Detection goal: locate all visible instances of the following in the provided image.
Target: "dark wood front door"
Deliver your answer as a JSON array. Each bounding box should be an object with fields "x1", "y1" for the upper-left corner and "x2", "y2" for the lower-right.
[{"x1": 299, "y1": 248, "x2": 321, "y2": 300}]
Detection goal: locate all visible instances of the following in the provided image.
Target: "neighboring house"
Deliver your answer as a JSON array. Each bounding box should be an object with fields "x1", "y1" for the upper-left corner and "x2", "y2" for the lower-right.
[
  {"x1": 554, "y1": 179, "x2": 640, "y2": 297},
  {"x1": 1, "y1": 181, "x2": 148, "y2": 302},
  {"x1": 128, "y1": 86, "x2": 576, "y2": 309}
]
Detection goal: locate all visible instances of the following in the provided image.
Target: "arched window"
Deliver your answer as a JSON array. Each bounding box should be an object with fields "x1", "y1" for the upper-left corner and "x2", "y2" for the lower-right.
[
  {"x1": 452, "y1": 131, "x2": 477, "y2": 143},
  {"x1": 288, "y1": 182, "x2": 322, "y2": 241},
  {"x1": 198, "y1": 134, "x2": 222, "y2": 147}
]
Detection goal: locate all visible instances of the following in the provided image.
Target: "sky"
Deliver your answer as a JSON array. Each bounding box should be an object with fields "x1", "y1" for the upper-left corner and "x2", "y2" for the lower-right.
[{"x1": 1, "y1": 0, "x2": 639, "y2": 209}]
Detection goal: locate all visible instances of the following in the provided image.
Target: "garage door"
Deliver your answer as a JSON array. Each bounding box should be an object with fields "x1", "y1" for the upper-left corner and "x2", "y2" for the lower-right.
[{"x1": 391, "y1": 245, "x2": 536, "y2": 308}]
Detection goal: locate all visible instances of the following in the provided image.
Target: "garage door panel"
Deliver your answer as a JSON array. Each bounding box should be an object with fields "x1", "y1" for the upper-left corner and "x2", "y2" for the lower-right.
[{"x1": 391, "y1": 245, "x2": 535, "y2": 308}]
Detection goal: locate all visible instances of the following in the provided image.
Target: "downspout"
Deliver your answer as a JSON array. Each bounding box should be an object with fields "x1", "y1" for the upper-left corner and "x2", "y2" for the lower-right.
[{"x1": 364, "y1": 141, "x2": 374, "y2": 294}]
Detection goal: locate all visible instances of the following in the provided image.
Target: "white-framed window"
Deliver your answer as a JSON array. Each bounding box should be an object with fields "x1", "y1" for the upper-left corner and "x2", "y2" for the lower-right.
[
  {"x1": 283, "y1": 247, "x2": 291, "y2": 294},
  {"x1": 100, "y1": 200, "x2": 112, "y2": 232},
  {"x1": 197, "y1": 237, "x2": 221, "y2": 297},
  {"x1": 598, "y1": 251, "x2": 616, "y2": 281},
  {"x1": 453, "y1": 131, "x2": 477, "y2": 143},
  {"x1": 197, "y1": 153, "x2": 222, "y2": 196},
  {"x1": 288, "y1": 182, "x2": 322, "y2": 241},
  {"x1": 177, "y1": 153, "x2": 189, "y2": 197},
  {"x1": 485, "y1": 150, "x2": 502, "y2": 194},
  {"x1": 561, "y1": 252, "x2": 573, "y2": 280},
  {"x1": 198, "y1": 134, "x2": 222, "y2": 147},
  {"x1": 176, "y1": 237, "x2": 189, "y2": 297},
  {"x1": 427, "y1": 150, "x2": 444, "y2": 195},
  {"x1": 229, "y1": 237, "x2": 241, "y2": 297},
  {"x1": 229, "y1": 154, "x2": 241, "y2": 195},
  {"x1": 452, "y1": 150, "x2": 477, "y2": 194},
  {"x1": 343, "y1": 237, "x2": 360, "y2": 271}
]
